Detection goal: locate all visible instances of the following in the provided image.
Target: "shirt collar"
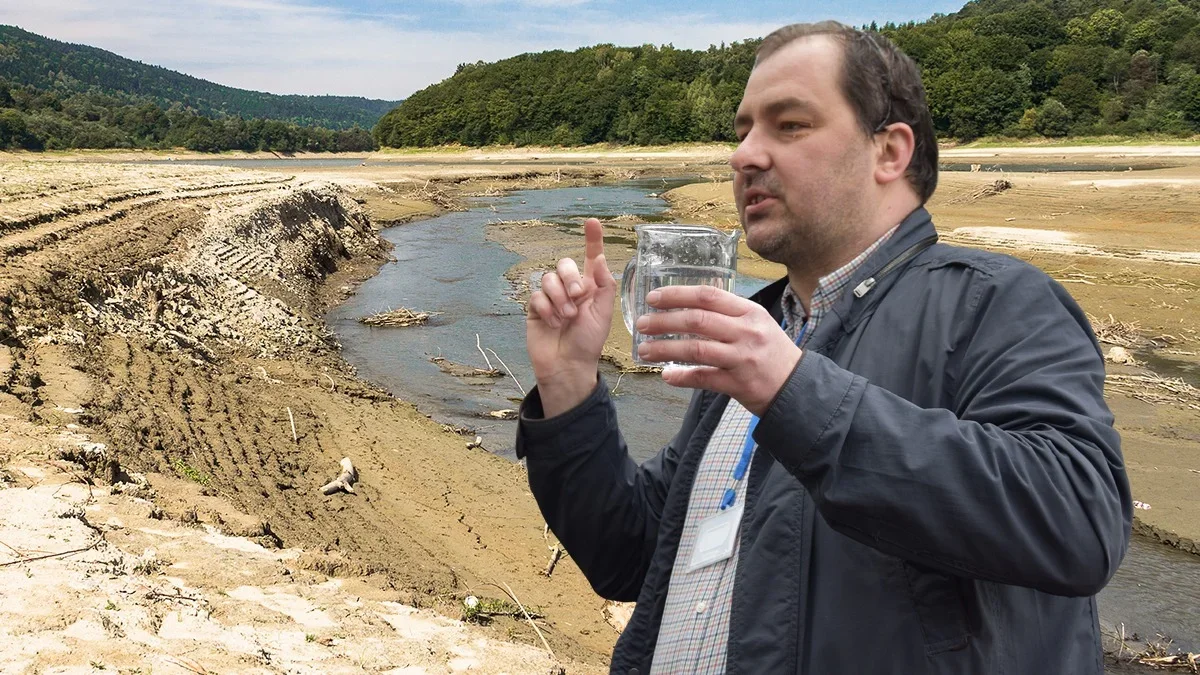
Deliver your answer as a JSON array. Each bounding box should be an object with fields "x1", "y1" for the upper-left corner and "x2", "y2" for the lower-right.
[{"x1": 781, "y1": 224, "x2": 900, "y2": 339}]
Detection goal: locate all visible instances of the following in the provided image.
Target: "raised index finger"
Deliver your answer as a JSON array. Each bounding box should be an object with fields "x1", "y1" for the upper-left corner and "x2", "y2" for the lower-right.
[
  {"x1": 647, "y1": 284, "x2": 749, "y2": 317},
  {"x1": 582, "y1": 218, "x2": 610, "y2": 286}
]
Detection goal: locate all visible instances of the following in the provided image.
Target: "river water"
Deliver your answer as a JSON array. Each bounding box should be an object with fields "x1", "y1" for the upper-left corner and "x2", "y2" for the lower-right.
[{"x1": 326, "y1": 178, "x2": 1200, "y2": 658}]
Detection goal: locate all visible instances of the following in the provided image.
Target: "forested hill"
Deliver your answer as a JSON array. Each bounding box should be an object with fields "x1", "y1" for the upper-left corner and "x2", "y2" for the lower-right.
[
  {"x1": 0, "y1": 25, "x2": 399, "y2": 129},
  {"x1": 374, "y1": 0, "x2": 1200, "y2": 146},
  {"x1": 375, "y1": 42, "x2": 759, "y2": 147}
]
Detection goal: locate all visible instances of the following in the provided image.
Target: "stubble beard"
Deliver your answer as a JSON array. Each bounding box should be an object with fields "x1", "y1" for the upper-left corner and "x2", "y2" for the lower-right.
[
  {"x1": 742, "y1": 196, "x2": 857, "y2": 281},
  {"x1": 739, "y1": 144, "x2": 875, "y2": 280}
]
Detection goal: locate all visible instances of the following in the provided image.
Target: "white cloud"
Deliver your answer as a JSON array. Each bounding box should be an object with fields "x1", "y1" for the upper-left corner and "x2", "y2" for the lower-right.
[{"x1": 0, "y1": 0, "x2": 779, "y2": 99}]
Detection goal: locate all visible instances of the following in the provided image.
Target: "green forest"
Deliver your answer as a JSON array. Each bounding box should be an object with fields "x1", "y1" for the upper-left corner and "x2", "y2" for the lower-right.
[
  {"x1": 0, "y1": 25, "x2": 385, "y2": 152},
  {"x1": 374, "y1": 0, "x2": 1200, "y2": 147},
  {"x1": 0, "y1": 26, "x2": 398, "y2": 129},
  {"x1": 0, "y1": 81, "x2": 377, "y2": 152}
]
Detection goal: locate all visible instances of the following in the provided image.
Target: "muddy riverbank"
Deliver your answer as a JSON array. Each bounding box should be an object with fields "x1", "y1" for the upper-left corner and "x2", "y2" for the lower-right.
[{"x1": 0, "y1": 159, "x2": 687, "y2": 671}]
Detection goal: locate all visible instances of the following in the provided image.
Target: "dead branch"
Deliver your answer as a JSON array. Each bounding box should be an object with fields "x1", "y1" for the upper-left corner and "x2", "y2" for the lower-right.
[
  {"x1": 611, "y1": 371, "x2": 627, "y2": 394},
  {"x1": 1090, "y1": 313, "x2": 1177, "y2": 349},
  {"x1": 287, "y1": 407, "x2": 298, "y2": 443},
  {"x1": 359, "y1": 307, "x2": 440, "y2": 327},
  {"x1": 544, "y1": 543, "x2": 566, "y2": 578},
  {"x1": 320, "y1": 457, "x2": 358, "y2": 495},
  {"x1": 1107, "y1": 373, "x2": 1200, "y2": 409},
  {"x1": 485, "y1": 348, "x2": 526, "y2": 396},
  {"x1": 146, "y1": 590, "x2": 203, "y2": 603},
  {"x1": 0, "y1": 536, "x2": 102, "y2": 567},
  {"x1": 476, "y1": 334, "x2": 494, "y2": 370},
  {"x1": 494, "y1": 581, "x2": 555, "y2": 659}
]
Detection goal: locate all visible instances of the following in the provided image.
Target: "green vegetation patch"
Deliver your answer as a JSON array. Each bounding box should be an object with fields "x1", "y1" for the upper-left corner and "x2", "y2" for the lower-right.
[{"x1": 173, "y1": 458, "x2": 211, "y2": 486}]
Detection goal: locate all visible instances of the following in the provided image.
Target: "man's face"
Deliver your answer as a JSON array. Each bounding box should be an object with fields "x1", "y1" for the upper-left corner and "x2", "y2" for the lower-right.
[{"x1": 731, "y1": 36, "x2": 878, "y2": 273}]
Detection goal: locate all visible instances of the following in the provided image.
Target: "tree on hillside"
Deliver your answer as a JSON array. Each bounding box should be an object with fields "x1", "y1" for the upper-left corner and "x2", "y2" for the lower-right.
[{"x1": 373, "y1": 0, "x2": 1200, "y2": 146}]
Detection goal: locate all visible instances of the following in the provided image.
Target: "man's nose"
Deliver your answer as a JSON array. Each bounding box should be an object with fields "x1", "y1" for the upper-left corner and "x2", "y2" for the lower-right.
[{"x1": 730, "y1": 128, "x2": 769, "y2": 174}]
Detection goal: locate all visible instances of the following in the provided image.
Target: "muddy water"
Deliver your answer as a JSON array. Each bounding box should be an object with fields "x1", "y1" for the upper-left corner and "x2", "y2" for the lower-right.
[
  {"x1": 1137, "y1": 350, "x2": 1200, "y2": 389},
  {"x1": 1101, "y1": 535, "x2": 1200, "y2": 652},
  {"x1": 328, "y1": 179, "x2": 1200, "y2": 660}
]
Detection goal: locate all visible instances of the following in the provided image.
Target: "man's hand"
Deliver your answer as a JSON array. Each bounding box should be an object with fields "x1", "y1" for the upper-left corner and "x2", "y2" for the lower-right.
[
  {"x1": 635, "y1": 285, "x2": 802, "y2": 416},
  {"x1": 526, "y1": 218, "x2": 616, "y2": 418}
]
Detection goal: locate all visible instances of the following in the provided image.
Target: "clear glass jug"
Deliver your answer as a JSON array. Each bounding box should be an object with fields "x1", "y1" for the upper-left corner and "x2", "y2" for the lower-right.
[{"x1": 619, "y1": 224, "x2": 740, "y2": 366}]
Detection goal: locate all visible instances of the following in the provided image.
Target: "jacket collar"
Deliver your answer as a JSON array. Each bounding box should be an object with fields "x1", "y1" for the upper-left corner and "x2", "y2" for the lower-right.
[{"x1": 748, "y1": 207, "x2": 938, "y2": 351}]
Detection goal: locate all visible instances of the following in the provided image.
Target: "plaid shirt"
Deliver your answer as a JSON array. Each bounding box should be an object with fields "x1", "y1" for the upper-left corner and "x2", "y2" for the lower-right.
[{"x1": 649, "y1": 226, "x2": 897, "y2": 674}]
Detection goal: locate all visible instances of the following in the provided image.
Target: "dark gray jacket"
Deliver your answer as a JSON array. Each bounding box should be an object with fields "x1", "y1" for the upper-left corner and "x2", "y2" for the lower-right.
[{"x1": 516, "y1": 207, "x2": 1131, "y2": 674}]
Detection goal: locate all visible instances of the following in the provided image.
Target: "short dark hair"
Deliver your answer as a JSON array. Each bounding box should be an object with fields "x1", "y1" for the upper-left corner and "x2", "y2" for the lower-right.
[{"x1": 756, "y1": 21, "x2": 938, "y2": 204}]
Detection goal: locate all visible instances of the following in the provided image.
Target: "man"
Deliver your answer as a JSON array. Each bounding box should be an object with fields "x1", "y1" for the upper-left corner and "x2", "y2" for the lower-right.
[{"x1": 517, "y1": 21, "x2": 1131, "y2": 675}]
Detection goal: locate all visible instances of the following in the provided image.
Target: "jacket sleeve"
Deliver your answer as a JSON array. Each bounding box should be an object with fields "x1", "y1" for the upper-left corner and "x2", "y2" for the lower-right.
[
  {"x1": 755, "y1": 264, "x2": 1132, "y2": 597},
  {"x1": 516, "y1": 377, "x2": 706, "y2": 601}
]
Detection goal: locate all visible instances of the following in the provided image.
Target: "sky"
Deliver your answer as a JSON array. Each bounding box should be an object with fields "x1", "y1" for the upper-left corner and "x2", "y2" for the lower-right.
[{"x1": 0, "y1": 0, "x2": 965, "y2": 101}]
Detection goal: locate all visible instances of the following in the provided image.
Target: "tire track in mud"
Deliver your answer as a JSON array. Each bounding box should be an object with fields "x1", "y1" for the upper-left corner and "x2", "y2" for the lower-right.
[
  {"x1": 75, "y1": 204, "x2": 452, "y2": 582},
  {"x1": 0, "y1": 180, "x2": 290, "y2": 258}
]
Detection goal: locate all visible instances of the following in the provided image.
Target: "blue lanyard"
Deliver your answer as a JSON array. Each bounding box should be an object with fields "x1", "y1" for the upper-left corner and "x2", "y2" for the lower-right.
[{"x1": 717, "y1": 318, "x2": 807, "y2": 511}]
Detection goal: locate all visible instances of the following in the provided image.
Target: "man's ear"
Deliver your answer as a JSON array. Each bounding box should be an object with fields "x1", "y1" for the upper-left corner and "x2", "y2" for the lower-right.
[{"x1": 874, "y1": 123, "x2": 915, "y2": 186}]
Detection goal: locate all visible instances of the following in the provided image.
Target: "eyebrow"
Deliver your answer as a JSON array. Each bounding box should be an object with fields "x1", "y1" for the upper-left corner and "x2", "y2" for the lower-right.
[{"x1": 734, "y1": 96, "x2": 818, "y2": 131}]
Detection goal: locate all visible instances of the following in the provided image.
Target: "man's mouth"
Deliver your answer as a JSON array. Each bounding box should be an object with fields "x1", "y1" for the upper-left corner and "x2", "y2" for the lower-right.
[{"x1": 743, "y1": 190, "x2": 777, "y2": 215}]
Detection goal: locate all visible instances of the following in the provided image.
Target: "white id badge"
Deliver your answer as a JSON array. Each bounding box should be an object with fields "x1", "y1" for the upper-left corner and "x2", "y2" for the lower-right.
[{"x1": 686, "y1": 502, "x2": 744, "y2": 573}]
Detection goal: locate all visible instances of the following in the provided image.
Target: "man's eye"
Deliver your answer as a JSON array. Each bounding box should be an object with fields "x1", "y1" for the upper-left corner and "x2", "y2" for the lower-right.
[{"x1": 780, "y1": 121, "x2": 808, "y2": 133}]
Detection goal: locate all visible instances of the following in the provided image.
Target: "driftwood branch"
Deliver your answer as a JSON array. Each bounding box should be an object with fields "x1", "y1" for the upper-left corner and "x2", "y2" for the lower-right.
[
  {"x1": 320, "y1": 457, "x2": 359, "y2": 495},
  {"x1": 359, "y1": 308, "x2": 440, "y2": 327},
  {"x1": 492, "y1": 581, "x2": 555, "y2": 659},
  {"x1": 611, "y1": 371, "x2": 626, "y2": 395},
  {"x1": 287, "y1": 407, "x2": 298, "y2": 443},
  {"x1": 0, "y1": 536, "x2": 102, "y2": 568},
  {"x1": 476, "y1": 334, "x2": 494, "y2": 370},
  {"x1": 544, "y1": 543, "x2": 566, "y2": 577},
  {"x1": 146, "y1": 590, "x2": 203, "y2": 603},
  {"x1": 541, "y1": 524, "x2": 568, "y2": 577},
  {"x1": 485, "y1": 348, "x2": 525, "y2": 397}
]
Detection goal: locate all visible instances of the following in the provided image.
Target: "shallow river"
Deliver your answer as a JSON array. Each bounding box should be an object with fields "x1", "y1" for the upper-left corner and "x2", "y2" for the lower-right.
[{"x1": 326, "y1": 178, "x2": 1199, "y2": 658}]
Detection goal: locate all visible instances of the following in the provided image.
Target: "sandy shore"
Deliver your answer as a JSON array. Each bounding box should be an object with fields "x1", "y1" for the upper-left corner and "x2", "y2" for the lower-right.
[{"x1": 1, "y1": 145, "x2": 1198, "y2": 672}]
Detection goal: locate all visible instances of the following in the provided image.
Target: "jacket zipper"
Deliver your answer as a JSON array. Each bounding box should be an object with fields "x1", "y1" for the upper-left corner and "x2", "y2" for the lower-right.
[{"x1": 852, "y1": 235, "x2": 939, "y2": 298}]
